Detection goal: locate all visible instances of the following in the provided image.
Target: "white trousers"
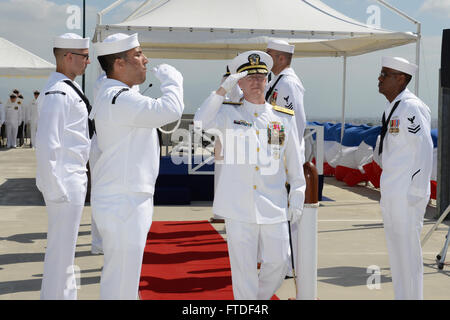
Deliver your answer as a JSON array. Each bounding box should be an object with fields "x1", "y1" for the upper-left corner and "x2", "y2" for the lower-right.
[
  {"x1": 30, "y1": 121, "x2": 37, "y2": 148},
  {"x1": 380, "y1": 194, "x2": 428, "y2": 300},
  {"x1": 6, "y1": 122, "x2": 18, "y2": 147},
  {"x1": 40, "y1": 200, "x2": 84, "y2": 300},
  {"x1": 225, "y1": 219, "x2": 290, "y2": 300},
  {"x1": 92, "y1": 191, "x2": 153, "y2": 300},
  {"x1": 90, "y1": 215, "x2": 103, "y2": 253}
]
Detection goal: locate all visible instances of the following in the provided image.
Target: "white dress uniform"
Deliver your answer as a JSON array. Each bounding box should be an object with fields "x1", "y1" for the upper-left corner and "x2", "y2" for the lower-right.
[
  {"x1": 89, "y1": 72, "x2": 142, "y2": 255},
  {"x1": 29, "y1": 97, "x2": 39, "y2": 147},
  {"x1": 0, "y1": 101, "x2": 5, "y2": 146},
  {"x1": 266, "y1": 67, "x2": 306, "y2": 139},
  {"x1": 5, "y1": 98, "x2": 20, "y2": 148},
  {"x1": 194, "y1": 51, "x2": 306, "y2": 300},
  {"x1": 265, "y1": 39, "x2": 309, "y2": 293},
  {"x1": 36, "y1": 33, "x2": 91, "y2": 300},
  {"x1": 91, "y1": 33, "x2": 184, "y2": 300},
  {"x1": 378, "y1": 57, "x2": 433, "y2": 300},
  {"x1": 0, "y1": 101, "x2": 4, "y2": 125}
]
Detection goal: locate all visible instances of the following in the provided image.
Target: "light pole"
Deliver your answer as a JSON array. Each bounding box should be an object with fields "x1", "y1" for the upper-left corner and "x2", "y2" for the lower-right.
[{"x1": 82, "y1": 0, "x2": 86, "y2": 92}]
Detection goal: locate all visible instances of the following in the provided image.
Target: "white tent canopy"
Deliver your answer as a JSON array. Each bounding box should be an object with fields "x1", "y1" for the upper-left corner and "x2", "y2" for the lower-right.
[
  {"x1": 94, "y1": 0, "x2": 420, "y2": 148},
  {"x1": 94, "y1": 0, "x2": 418, "y2": 59},
  {"x1": 0, "y1": 37, "x2": 55, "y2": 78}
]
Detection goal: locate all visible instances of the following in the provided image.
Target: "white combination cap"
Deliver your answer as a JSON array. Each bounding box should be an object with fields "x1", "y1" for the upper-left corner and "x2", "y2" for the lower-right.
[
  {"x1": 382, "y1": 56, "x2": 417, "y2": 76},
  {"x1": 229, "y1": 50, "x2": 273, "y2": 75},
  {"x1": 95, "y1": 33, "x2": 140, "y2": 57},
  {"x1": 267, "y1": 39, "x2": 295, "y2": 54},
  {"x1": 53, "y1": 33, "x2": 89, "y2": 49}
]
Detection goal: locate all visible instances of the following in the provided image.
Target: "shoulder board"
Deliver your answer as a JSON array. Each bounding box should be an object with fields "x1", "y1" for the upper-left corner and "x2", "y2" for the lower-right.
[
  {"x1": 112, "y1": 88, "x2": 130, "y2": 104},
  {"x1": 272, "y1": 105, "x2": 294, "y2": 116},
  {"x1": 223, "y1": 101, "x2": 243, "y2": 106},
  {"x1": 45, "y1": 90, "x2": 66, "y2": 96}
]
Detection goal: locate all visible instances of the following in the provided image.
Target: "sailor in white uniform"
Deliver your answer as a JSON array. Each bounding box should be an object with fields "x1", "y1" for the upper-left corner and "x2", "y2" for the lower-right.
[
  {"x1": 29, "y1": 90, "x2": 40, "y2": 148},
  {"x1": 266, "y1": 39, "x2": 306, "y2": 140},
  {"x1": 0, "y1": 99, "x2": 4, "y2": 146},
  {"x1": 377, "y1": 57, "x2": 433, "y2": 300},
  {"x1": 89, "y1": 72, "x2": 142, "y2": 255},
  {"x1": 5, "y1": 94, "x2": 20, "y2": 148},
  {"x1": 91, "y1": 33, "x2": 184, "y2": 299},
  {"x1": 36, "y1": 33, "x2": 91, "y2": 300},
  {"x1": 194, "y1": 51, "x2": 306, "y2": 300}
]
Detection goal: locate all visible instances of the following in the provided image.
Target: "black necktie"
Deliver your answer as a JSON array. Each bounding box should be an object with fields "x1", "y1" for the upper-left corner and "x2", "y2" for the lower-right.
[
  {"x1": 378, "y1": 100, "x2": 401, "y2": 155},
  {"x1": 63, "y1": 80, "x2": 96, "y2": 139},
  {"x1": 265, "y1": 75, "x2": 284, "y2": 102}
]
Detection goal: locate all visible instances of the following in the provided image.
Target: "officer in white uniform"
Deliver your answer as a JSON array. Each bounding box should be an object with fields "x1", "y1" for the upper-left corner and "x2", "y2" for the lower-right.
[
  {"x1": 5, "y1": 94, "x2": 20, "y2": 148},
  {"x1": 29, "y1": 90, "x2": 40, "y2": 148},
  {"x1": 36, "y1": 33, "x2": 91, "y2": 300},
  {"x1": 265, "y1": 39, "x2": 309, "y2": 290},
  {"x1": 211, "y1": 66, "x2": 243, "y2": 223},
  {"x1": 377, "y1": 57, "x2": 433, "y2": 300},
  {"x1": 194, "y1": 51, "x2": 306, "y2": 300},
  {"x1": 91, "y1": 33, "x2": 184, "y2": 299}
]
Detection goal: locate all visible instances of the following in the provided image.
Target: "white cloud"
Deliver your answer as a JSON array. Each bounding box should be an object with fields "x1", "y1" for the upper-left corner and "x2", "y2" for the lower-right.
[{"x1": 420, "y1": 0, "x2": 450, "y2": 16}]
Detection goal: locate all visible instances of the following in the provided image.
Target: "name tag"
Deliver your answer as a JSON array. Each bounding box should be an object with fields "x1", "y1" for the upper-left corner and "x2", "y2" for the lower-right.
[{"x1": 233, "y1": 120, "x2": 252, "y2": 127}]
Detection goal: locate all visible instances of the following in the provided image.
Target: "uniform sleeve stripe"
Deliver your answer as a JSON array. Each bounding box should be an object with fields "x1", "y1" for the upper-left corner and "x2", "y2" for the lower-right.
[
  {"x1": 411, "y1": 169, "x2": 421, "y2": 180},
  {"x1": 408, "y1": 125, "x2": 421, "y2": 134},
  {"x1": 45, "y1": 90, "x2": 66, "y2": 96},
  {"x1": 112, "y1": 88, "x2": 129, "y2": 104}
]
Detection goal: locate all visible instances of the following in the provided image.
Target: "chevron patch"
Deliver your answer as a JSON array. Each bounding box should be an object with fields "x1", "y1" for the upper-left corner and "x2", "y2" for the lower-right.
[{"x1": 408, "y1": 124, "x2": 421, "y2": 134}]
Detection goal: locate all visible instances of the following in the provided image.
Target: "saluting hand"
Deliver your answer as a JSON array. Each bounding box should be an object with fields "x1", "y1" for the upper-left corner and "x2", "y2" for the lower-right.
[
  {"x1": 151, "y1": 64, "x2": 183, "y2": 85},
  {"x1": 218, "y1": 71, "x2": 248, "y2": 95}
]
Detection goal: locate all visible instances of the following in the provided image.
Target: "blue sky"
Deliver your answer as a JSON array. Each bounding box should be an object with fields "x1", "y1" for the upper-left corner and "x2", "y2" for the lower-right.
[{"x1": 0, "y1": 0, "x2": 448, "y2": 121}]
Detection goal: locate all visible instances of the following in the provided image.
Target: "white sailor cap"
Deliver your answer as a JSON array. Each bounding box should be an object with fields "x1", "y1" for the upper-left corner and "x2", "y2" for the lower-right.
[
  {"x1": 267, "y1": 39, "x2": 295, "y2": 54},
  {"x1": 382, "y1": 56, "x2": 417, "y2": 76},
  {"x1": 229, "y1": 51, "x2": 273, "y2": 75},
  {"x1": 95, "y1": 33, "x2": 140, "y2": 57},
  {"x1": 53, "y1": 33, "x2": 89, "y2": 49}
]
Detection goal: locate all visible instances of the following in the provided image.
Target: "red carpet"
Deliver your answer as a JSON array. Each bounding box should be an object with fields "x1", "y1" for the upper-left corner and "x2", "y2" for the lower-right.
[
  {"x1": 139, "y1": 220, "x2": 234, "y2": 300},
  {"x1": 139, "y1": 220, "x2": 279, "y2": 300}
]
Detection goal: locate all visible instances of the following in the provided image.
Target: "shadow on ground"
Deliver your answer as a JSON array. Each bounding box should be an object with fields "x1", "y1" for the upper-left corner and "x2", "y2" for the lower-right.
[{"x1": 0, "y1": 178, "x2": 44, "y2": 206}]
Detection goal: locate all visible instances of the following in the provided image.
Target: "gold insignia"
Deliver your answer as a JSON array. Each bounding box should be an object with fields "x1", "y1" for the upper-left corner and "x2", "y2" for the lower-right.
[
  {"x1": 248, "y1": 53, "x2": 260, "y2": 66},
  {"x1": 223, "y1": 101, "x2": 243, "y2": 106},
  {"x1": 272, "y1": 105, "x2": 294, "y2": 116}
]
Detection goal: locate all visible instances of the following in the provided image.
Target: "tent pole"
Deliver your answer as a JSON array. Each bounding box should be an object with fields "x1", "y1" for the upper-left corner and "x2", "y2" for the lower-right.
[
  {"x1": 97, "y1": 0, "x2": 126, "y2": 25},
  {"x1": 340, "y1": 55, "x2": 347, "y2": 144},
  {"x1": 415, "y1": 23, "x2": 421, "y2": 95}
]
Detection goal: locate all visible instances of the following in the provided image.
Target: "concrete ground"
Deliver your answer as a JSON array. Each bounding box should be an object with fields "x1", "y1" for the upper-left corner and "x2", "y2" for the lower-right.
[{"x1": 0, "y1": 147, "x2": 449, "y2": 300}]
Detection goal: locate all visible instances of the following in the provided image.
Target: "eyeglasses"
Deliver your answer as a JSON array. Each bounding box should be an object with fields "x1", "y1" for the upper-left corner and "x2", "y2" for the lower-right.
[
  {"x1": 379, "y1": 71, "x2": 404, "y2": 78},
  {"x1": 65, "y1": 52, "x2": 89, "y2": 60},
  {"x1": 245, "y1": 75, "x2": 267, "y2": 82}
]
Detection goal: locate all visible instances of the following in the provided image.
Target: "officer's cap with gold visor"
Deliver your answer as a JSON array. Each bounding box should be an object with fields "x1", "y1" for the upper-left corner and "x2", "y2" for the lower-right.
[{"x1": 229, "y1": 50, "x2": 273, "y2": 75}]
